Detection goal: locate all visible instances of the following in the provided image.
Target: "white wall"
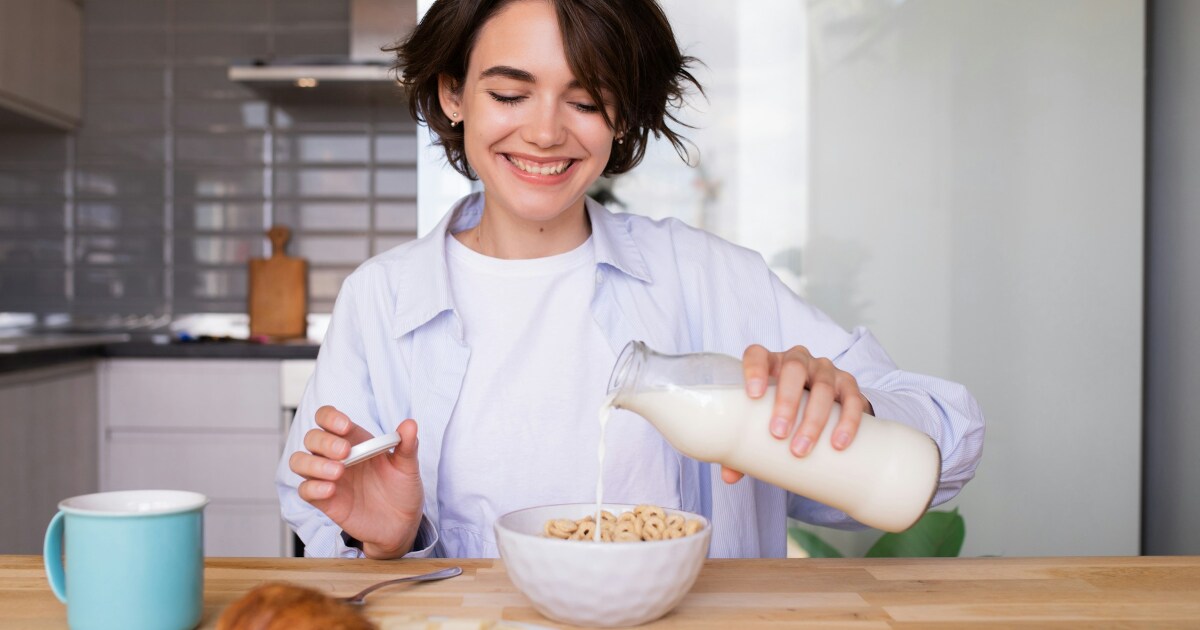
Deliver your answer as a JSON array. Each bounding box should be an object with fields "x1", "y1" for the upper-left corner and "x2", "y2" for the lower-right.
[
  {"x1": 1145, "y1": 0, "x2": 1200, "y2": 555},
  {"x1": 806, "y1": 0, "x2": 1144, "y2": 556}
]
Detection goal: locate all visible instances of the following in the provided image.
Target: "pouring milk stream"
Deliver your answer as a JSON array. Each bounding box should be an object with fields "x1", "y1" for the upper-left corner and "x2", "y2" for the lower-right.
[{"x1": 596, "y1": 341, "x2": 941, "y2": 533}]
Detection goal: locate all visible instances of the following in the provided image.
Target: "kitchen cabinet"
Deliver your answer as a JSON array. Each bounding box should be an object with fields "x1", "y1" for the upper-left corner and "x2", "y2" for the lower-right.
[
  {"x1": 0, "y1": 361, "x2": 98, "y2": 554},
  {"x1": 98, "y1": 359, "x2": 290, "y2": 557},
  {"x1": 0, "y1": 0, "x2": 82, "y2": 129}
]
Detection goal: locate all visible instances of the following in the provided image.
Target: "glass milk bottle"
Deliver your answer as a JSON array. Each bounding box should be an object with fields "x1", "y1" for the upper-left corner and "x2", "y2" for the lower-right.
[{"x1": 607, "y1": 341, "x2": 941, "y2": 532}]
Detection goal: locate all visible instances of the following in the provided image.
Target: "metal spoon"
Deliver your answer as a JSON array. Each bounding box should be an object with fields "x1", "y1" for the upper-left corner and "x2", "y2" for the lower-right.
[{"x1": 338, "y1": 566, "x2": 462, "y2": 605}]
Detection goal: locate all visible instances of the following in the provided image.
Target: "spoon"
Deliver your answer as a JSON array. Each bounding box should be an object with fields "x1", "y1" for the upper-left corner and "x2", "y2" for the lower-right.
[{"x1": 338, "y1": 566, "x2": 462, "y2": 605}]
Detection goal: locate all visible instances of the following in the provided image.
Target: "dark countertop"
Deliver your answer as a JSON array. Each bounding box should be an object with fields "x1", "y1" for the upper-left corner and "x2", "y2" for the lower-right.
[
  {"x1": 104, "y1": 339, "x2": 321, "y2": 360},
  {"x1": 0, "y1": 335, "x2": 320, "y2": 375}
]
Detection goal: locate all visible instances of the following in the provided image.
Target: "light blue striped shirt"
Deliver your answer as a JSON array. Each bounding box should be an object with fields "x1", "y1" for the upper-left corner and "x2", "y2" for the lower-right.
[{"x1": 276, "y1": 192, "x2": 985, "y2": 559}]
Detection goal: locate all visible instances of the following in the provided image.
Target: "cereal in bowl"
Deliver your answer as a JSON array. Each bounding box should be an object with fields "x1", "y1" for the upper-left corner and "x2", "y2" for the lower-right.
[{"x1": 542, "y1": 504, "x2": 704, "y2": 543}]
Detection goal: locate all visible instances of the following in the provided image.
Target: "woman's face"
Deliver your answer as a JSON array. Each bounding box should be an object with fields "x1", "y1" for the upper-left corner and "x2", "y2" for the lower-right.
[{"x1": 440, "y1": 0, "x2": 616, "y2": 230}]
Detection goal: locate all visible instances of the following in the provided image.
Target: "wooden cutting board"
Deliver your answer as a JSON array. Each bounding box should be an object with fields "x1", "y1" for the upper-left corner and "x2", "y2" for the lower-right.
[{"x1": 248, "y1": 225, "x2": 307, "y2": 339}]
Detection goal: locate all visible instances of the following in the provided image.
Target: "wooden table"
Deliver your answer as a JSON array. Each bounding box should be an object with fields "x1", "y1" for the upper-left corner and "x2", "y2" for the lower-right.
[{"x1": 3, "y1": 555, "x2": 1199, "y2": 628}]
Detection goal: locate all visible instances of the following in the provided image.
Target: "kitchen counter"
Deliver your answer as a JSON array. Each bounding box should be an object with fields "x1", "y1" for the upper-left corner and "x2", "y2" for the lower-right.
[
  {"x1": 0, "y1": 334, "x2": 320, "y2": 373},
  {"x1": 2, "y1": 555, "x2": 1199, "y2": 628},
  {"x1": 0, "y1": 333, "x2": 131, "y2": 354}
]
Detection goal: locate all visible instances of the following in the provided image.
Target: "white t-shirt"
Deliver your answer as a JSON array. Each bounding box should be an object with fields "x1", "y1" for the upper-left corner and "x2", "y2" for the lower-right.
[{"x1": 438, "y1": 233, "x2": 681, "y2": 557}]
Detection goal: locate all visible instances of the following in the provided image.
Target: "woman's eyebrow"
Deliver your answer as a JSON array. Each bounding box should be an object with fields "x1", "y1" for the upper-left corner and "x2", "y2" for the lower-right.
[
  {"x1": 479, "y1": 65, "x2": 535, "y2": 82},
  {"x1": 478, "y1": 66, "x2": 586, "y2": 90}
]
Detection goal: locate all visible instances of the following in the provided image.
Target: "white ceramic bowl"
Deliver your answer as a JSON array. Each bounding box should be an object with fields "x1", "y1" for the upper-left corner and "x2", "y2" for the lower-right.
[{"x1": 494, "y1": 503, "x2": 711, "y2": 628}]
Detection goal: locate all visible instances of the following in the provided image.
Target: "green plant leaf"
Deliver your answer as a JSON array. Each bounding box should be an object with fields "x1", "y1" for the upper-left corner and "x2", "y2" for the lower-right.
[
  {"x1": 787, "y1": 526, "x2": 844, "y2": 558},
  {"x1": 865, "y1": 509, "x2": 965, "y2": 558}
]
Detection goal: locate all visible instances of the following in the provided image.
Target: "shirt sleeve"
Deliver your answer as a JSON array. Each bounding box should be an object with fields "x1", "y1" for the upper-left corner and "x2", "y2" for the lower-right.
[
  {"x1": 400, "y1": 516, "x2": 441, "y2": 558},
  {"x1": 768, "y1": 273, "x2": 987, "y2": 528}
]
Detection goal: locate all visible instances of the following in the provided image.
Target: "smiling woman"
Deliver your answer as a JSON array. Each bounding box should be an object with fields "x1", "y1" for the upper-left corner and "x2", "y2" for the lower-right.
[
  {"x1": 275, "y1": 0, "x2": 984, "y2": 562},
  {"x1": 395, "y1": 0, "x2": 700, "y2": 180},
  {"x1": 392, "y1": 0, "x2": 701, "y2": 259}
]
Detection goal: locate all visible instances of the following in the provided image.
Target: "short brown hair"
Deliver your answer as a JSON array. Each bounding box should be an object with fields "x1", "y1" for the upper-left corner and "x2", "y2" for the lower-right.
[{"x1": 391, "y1": 0, "x2": 702, "y2": 179}]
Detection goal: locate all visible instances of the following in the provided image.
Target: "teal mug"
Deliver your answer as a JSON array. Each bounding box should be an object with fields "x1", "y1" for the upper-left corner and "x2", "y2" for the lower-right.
[{"x1": 43, "y1": 490, "x2": 208, "y2": 630}]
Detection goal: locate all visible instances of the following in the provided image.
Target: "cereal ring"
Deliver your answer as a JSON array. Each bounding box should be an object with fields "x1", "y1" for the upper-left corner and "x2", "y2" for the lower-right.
[
  {"x1": 665, "y1": 514, "x2": 685, "y2": 532},
  {"x1": 641, "y1": 515, "x2": 665, "y2": 541},
  {"x1": 571, "y1": 521, "x2": 597, "y2": 541},
  {"x1": 615, "y1": 519, "x2": 641, "y2": 539},
  {"x1": 635, "y1": 504, "x2": 666, "y2": 522},
  {"x1": 544, "y1": 518, "x2": 577, "y2": 539},
  {"x1": 684, "y1": 519, "x2": 704, "y2": 536},
  {"x1": 614, "y1": 531, "x2": 641, "y2": 543},
  {"x1": 663, "y1": 528, "x2": 685, "y2": 540},
  {"x1": 599, "y1": 510, "x2": 617, "y2": 523}
]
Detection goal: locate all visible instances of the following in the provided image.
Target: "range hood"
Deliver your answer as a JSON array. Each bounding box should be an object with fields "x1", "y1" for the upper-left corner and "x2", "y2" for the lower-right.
[{"x1": 228, "y1": 0, "x2": 416, "y2": 102}]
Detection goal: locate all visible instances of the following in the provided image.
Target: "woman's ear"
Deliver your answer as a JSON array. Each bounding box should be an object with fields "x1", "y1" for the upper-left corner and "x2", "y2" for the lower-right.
[{"x1": 437, "y1": 74, "x2": 462, "y2": 123}]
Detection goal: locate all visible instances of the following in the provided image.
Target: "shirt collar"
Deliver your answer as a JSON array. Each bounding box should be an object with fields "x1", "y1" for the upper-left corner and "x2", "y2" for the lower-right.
[
  {"x1": 390, "y1": 192, "x2": 652, "y2": 339},
  {"x1": 585, "y1": 195, "x2": 652, "y2": 284}
]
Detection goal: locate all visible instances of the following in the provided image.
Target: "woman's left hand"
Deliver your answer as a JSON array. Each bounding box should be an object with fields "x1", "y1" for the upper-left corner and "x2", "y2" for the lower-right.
[{"x1": 722, "y1": 344, "x2": 873, "y2": 484}]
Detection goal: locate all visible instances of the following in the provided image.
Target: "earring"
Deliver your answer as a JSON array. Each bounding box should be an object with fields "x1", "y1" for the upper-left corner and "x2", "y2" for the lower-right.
[
  {"x1": 616, "y1": 135, "x2": 624, "y2": 145},
  {"x1": 450, "y1": 112, "x2": 460, "y2": 128}
]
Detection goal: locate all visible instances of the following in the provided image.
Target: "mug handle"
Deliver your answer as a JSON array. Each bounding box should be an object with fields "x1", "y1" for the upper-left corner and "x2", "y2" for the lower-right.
[{"x1": 43, "y1": 511, "x2": 67, "y2": 604}]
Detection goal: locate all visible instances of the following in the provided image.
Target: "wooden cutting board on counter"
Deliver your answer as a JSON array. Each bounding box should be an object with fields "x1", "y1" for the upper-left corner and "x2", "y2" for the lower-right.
[{"x1": 248, "y1": 225, "x2": 307, "y2": 339}]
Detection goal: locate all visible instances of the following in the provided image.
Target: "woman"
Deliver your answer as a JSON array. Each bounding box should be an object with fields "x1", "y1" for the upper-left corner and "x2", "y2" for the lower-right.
[{"x1": 277, "y1": 0, "x2": 984, "y2": 559}]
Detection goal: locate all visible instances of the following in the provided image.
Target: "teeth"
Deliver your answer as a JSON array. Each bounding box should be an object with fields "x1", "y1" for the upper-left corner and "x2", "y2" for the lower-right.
[{"x1": 507, "y1": 155, "x2": 571, "y2": 175}]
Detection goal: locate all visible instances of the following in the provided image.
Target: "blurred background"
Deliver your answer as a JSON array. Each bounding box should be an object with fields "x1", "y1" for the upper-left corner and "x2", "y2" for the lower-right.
[{"x1": 0, "y1": 0, "x2": 1195, "y2": 559}]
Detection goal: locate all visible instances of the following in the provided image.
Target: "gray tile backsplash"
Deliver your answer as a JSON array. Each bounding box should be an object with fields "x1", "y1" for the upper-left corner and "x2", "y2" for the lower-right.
[
  {"x1": 1, "y1": 201, "x2": 68, "y2": 231},
  {"x1": 173, "y1": 0, "x2": 271, "y2": 27},
  {"x1": 0, "y1": 0, "x2": 418, "y2": 319},
  {"x1": 77, "y1": 133, "x2": 167, "y2": 165},
  {"x1": 0, "y1": 170, "x2": 68, "y2": 198},
  {"x1": 84, "y1": 66, "x2": 168, "y2": 101},
  {"x1": 0, "y1": 238, "x2": 66, "y2": 265},
  {"x1": 274, "y1": 202, "x2": 369, "y2": 231},
  {"x1": 176, "y1": 236, "x2": 263, "y2": 266},
  {"x1": 83, "y1": 30, "x2": 170, "y2": 63},
  {"x1": 77, "y1": 201, "x2": 165, "y2": 230},
  {"x1": 0, "y1": 133, "x2": 70, "y2": 166},
  {"x1": 176, "y1": 201, "x2": 266, "y2": 231},
  {"x1": 271, "y1": 0, "x2": 348, "y2": 26},
  {"x1": 74, "y1": 268, "x2": 165, "y2": 300},
  {"x1": 85, "y1": 0, "x2": 170, "y2": 28},
  {"x1": 275, "y1": 134, "x2": 370, "y2": 164}
]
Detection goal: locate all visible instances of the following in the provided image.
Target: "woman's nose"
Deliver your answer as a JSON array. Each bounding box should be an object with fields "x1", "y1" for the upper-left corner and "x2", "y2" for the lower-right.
[{"x1": 522, "y1": 99, "x2": 567, "y2": 147}]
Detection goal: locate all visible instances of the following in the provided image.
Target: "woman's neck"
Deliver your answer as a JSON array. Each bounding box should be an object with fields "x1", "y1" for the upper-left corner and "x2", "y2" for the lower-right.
[{"x1": 457, "y1": 202, "x2": 591, "y2": 260}]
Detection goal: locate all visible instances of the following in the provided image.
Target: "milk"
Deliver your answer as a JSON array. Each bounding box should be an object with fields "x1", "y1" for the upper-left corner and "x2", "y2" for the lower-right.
[
  {"x1": 615, "y1": 385, "x2": 941, "y2": 533},
  {"x1": 593, "y1": 394, "x2": 615, "y2": 541}
]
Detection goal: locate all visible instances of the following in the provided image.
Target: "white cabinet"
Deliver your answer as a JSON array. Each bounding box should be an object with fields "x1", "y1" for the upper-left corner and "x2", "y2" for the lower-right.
[
  {"x1": 99, "y1": 359, "x2": 289, "y2": 557},
  {"x1": 0, "y1": 362, "x2": 98, "y2": 554},
  {"x1": 0, "y1": 0, "x2": 82, "y2": 129}
]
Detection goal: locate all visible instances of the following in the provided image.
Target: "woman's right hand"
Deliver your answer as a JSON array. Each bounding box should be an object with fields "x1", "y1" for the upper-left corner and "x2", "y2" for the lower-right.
[{"x1": 288, "y1": 405, "x2": 425, "y2": 559}]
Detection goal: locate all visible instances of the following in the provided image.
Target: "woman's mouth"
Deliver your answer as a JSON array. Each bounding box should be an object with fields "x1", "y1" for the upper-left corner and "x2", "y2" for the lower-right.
[{"x1": 503, "y1": 154, "x2": 575, "y2": 177}]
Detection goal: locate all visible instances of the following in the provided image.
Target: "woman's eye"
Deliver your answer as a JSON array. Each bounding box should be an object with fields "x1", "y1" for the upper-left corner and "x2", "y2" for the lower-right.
[
  {"x1": 573, "y1": 102, "x2": 601, "y2": 114},
  {"x1": 488, "y1": 92, "x2": 525, "y2": 105}
]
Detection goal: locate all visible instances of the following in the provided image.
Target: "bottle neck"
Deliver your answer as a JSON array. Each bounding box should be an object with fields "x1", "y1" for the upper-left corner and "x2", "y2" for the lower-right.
[{"x1": 607, "y1": 340, "x2": 647, "y2": 406}]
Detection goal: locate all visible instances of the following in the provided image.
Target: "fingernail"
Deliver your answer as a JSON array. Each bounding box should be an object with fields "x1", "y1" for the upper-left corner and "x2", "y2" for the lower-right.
[
  {"x1": 769, "y1": 416, "x2": 789, "y2": 438},
  {"x1": 833, "y1": 432, "x2": 851, "y2": 449},
  {"x1": 747, "y1": 378, "x2": 766, "y2": 397},
  {"x1": 325, "y1": 463, "x2": 341, "y2": 476},
  {"x1": 792, "y1": 436, "x2": 812, "y2": 457}
]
